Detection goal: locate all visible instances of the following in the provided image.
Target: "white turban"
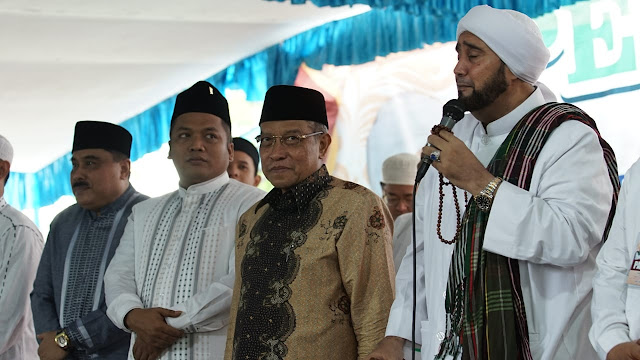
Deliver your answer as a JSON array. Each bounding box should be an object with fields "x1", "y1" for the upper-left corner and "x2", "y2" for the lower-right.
[
  {"x1": 0, "y1": 134, "x2": 13, "y2": 164},
  {"x1": 457, "y1": 5, "x2": 550, "y2": 85}
]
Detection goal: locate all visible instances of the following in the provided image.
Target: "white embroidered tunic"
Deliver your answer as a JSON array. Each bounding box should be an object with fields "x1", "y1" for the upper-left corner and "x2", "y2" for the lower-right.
[
  {"x1": 105, "y1": 173, "x2": 265, "y2": 360},
  {"x1": 0, "y1": 197, "x2": 43, "y2": 360}
]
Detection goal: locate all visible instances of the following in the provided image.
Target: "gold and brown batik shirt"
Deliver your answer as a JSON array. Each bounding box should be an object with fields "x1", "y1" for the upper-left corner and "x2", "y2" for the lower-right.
[{"x1": 225, "y1": 165, "x2": 395, "y2": 360}]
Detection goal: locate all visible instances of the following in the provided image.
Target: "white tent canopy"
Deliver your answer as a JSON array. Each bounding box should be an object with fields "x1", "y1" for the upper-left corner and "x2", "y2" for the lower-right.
[{"x1": 0, "y1": 0, "x2": 369, "y2": 173}]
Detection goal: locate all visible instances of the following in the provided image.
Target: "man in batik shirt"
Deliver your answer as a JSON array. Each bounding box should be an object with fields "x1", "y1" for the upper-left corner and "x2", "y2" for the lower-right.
[{"x1": 225, "y1": 85, "x2": 395, "y2": 360}]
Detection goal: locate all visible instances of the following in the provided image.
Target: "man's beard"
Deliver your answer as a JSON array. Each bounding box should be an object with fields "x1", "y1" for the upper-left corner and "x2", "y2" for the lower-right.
[{"x1": 458, "y1": 63, "x2": 508, "y2": 112}]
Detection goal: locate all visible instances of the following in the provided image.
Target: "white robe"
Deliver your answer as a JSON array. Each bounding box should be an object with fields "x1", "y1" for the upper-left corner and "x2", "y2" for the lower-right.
[
  {"x1": 385, "y1": 88, "x2": 613, "y2": 360},
  {"x1": 392, "y1": 212, "x2": 412, "y2": 273},
  {"x1": 0, "y1": 197, "x2": 43, "y2": 360},
  {"x1": 105, "y1": 173, "x2": 265, "y2": 360},
  {"x1": 590, "y1": 157, "x2": 640, "y2": 359}
]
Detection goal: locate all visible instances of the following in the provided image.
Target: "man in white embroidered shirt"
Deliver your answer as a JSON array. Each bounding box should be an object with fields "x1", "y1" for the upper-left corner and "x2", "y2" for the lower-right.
[
  {"x1": 105, "y1": 81, "x2": 265, "y2": 360},
  {"x1": 368, "y1": 5, "x2": 619, "y2": 360},
  {"x1": 0, "y1": 134, "x2": 43, "y2": 360}
]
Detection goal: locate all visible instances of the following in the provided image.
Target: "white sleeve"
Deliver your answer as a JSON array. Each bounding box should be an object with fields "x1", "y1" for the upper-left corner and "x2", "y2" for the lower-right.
[
  {"x1": 0, "y1": 224, "x2": 42, "y2": 354},
  {"x1": 104, "y1": 212, "x2": 143, "y2": 332},
  {"x1": 392, "y1": 214, "x2": 412, "y2": 273},
  {"x1": 483, "y1": 121, "x2": 613, "y2": 266},
  {"x1": 165, "y1": 246, "x2": 235, "y2": 332},
  {"x1": 385, "y1": 184, "x2": 427, "y2": 343},
  {"x1": 589, "y1": 160, "x2": 639, "y2": 358}
]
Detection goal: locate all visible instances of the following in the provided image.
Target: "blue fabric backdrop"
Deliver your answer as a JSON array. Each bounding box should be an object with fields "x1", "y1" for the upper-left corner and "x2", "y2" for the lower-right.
[
  {"x1": 6, "y1": 0, "x2": 584, "y2": 210},
  {"x1": 267, "y1": 0, "x2": 585, "y2": 18}
]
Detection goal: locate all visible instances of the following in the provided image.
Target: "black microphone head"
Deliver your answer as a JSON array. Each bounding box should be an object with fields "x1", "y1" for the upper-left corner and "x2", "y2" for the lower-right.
[{"x1": 442, "y1": 99, "x2": 465, "y2": 121}]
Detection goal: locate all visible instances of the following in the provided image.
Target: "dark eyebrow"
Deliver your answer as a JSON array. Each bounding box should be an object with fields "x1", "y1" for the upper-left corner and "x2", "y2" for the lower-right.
[
  {"x1": 455, "y1": 40, "x2": 484, "y2": 53},
  {"x1": 71, "y1": 154, "x2": 100, "y2": 162},
  {"x1": 462, "y1": 40, "x2": 484, "y2": 52}
]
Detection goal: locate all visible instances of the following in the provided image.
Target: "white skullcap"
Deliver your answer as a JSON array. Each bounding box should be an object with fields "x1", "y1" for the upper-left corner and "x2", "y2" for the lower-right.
[
  {"x1": 457, "y1": 5, "x2": 550, "y2": 85},
  {"x1": 381, "y1": 153, "x2": 420, "y2": 185},
  {"x1": 0, "y1": 134, "x2": 13, "y2": 164}
]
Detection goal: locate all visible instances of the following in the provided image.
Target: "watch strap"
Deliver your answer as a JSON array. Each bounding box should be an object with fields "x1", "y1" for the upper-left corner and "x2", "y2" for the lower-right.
[
  {"x1": 475, "y1": 177, "x2": 503, "y2": 211},
  {"x1": 482, "y1": 177, "x2": 502, "y2": 197}
]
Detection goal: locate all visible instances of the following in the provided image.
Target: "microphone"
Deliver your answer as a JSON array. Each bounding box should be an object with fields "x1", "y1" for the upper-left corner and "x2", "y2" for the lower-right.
[{"x1": 415, "y1": 99, "x2": 466, "y2": 183}]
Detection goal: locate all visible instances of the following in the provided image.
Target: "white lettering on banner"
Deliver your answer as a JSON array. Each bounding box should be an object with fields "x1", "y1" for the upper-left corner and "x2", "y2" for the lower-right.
[
  {"x1": 592, "y1": 1, "x2": 626, "y2": 69},
  {"x1": 538, "y1": 0, "x2": 640, "y2": 102}
]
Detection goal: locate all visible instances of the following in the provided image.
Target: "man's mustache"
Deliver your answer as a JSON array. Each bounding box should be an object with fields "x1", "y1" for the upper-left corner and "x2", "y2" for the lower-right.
[{"x1": 72, "y1": 181, "x2": 89, "y2": 189}]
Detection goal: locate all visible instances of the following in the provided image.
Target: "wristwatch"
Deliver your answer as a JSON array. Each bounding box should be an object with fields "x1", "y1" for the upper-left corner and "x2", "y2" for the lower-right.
[
  {"x1": 475, "y1": 177, "x2": 503, "y2": 212},
  {"x1": 54, "y1": 330, "x2": 70, "y2": 350}
]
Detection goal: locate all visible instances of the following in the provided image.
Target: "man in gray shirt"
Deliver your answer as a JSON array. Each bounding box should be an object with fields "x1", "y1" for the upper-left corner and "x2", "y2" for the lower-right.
[{"x1": 31, "y1": 121, "x2": 148, "y2": 359}]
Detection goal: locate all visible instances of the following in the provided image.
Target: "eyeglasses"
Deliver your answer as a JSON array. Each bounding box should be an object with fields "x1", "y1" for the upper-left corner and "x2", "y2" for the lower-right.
[
  {"x1": 255, "y1": 132, "x2": 324, "y2": 148},
  {"x1": 383, "y1": 195, "x2": 414, "y2": 208}
]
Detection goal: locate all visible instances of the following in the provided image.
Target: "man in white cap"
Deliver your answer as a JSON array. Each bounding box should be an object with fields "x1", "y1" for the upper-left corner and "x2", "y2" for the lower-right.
[
  {"x1": 380, "y1": 153, "x2": 420, "y2": 272},
  {"x1": 590, "y1": 157, "x2": 640, "y2": 360},
  {"x1": 368, "y1": 5, "x2": 619, "y2": 360},
  {"x1": 0, "y1": 135, "x2": 43, "y2": 360},
  {"x1": 381, "y1": 153, "x2": 419, "y2": 221}
]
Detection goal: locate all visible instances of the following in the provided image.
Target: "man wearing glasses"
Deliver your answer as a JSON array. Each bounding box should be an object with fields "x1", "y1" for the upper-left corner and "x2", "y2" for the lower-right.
[
  {"x1": 380, "y1": 153, "x2": 420, "y2": 273},
  {"x1": 224, "y1": 85, "x2": 395, "y2": 360},
  {"x1": 380, "y1": 153, "x2": 419, "y2": 221}
]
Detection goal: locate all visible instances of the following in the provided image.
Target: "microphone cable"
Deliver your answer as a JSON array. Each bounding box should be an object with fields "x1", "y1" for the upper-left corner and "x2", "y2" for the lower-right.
[{"x1": 411, "y1": 180, "x2": 418, "y2": 360}]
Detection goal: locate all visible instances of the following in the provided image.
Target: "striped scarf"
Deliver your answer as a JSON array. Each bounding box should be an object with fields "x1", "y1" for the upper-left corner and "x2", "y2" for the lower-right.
[{"x1": 436, "y1": 102, "x2": 620, "y2": 360}]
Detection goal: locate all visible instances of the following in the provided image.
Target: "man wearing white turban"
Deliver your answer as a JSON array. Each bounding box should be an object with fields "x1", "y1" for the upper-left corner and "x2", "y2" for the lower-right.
[{"x1": 368, "y1": 5, "x2": 619, "y2": 360}]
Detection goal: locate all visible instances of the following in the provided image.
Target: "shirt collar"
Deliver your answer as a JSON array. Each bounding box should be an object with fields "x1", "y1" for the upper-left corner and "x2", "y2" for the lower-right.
[
  {"x1": 178, "y1": 171, "x2": 230, "y2": 197},
  {"x1": 0, "y1": 197, "x2": 6, "y2": 211},
  {"x1": 484, "y1": 87, "x2": 546, "y2": 136},
  {"x1": 258, "y1": 165, "x2": 332, "y2": 212}
]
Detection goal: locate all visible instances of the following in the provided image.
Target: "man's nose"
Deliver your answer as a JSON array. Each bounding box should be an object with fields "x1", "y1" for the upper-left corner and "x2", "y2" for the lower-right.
[
  {"x1": 396, "y1": 201, "x2": 409, "y2": 212},
  {"x1": 267, "y1": 141, "x2": 287, "y2": 160},
  {"x1": 189, "y1": 136, "x2": 205, "y2": 151}
]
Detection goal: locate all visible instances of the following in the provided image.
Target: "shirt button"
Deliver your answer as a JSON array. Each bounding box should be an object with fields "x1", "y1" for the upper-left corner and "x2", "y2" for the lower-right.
[{"x1": 481, "y1": 134, "x2": 491, "y2": 145}]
